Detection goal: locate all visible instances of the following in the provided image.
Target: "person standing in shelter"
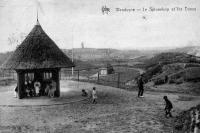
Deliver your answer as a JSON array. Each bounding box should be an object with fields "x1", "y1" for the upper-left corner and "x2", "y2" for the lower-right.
[
  {"x1": 49, "y1": 80, "x2": 56, "y2": 98},
  {"x1": 92, "y1": 87, "x2": 97, "y2": 104},
  {"x1": 25, "y1": 81, "x2": 30, "y2": 97},
  {"x1": 137, "y1": 74, "x2": 145, "y2": 97},
  {"x1": 28, "y1": 80, "x2": 34, "y2": 97},
  {"x1": 34, "y1": 80, "x2": 41, "y2": 97},
  {"x1": 45, "y1": 83, "x2": 50, "y2": 96}
]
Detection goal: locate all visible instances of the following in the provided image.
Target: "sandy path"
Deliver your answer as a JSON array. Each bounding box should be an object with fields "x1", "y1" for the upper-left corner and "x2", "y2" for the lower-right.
[{"x1": 0, "y1": 80, "x2": 199, "y2": 133}]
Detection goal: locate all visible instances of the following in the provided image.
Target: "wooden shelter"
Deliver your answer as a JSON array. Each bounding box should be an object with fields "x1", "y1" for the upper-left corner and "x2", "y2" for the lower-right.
[{"x1": 1, "y1": 19, "x2": 74, "y2": 99}]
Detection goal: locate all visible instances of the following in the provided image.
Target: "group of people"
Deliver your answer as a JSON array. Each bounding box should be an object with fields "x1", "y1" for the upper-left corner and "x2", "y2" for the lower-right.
[
  {"x1": 81, "y1": 74, "x2": 173, "y2": 118},
  {"x1": 24, "y1": 80, "x2": 43, "y2": 97},
  {"x1": 24, "y1": 80, "x2": 39, "y2": 97},
  {"x1": 14, "y1": 79, "x2": 57, "y2": 98},
  {"x1": 136, "y1": 74, "x2": 173, "y2": 118},
  {"x1": 44, "y1": 80, "x2": 57, "y2": 98},
  {"x1": 81, "y1": 87, "x2": 97, "y2": 104},
  {"x1": 14, "y1": 80, "x2": 37, "y2": 98}
]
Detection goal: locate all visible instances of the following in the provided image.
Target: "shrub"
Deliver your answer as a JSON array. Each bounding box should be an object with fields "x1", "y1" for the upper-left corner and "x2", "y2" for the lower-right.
[
  {"x1": 169, "y1": 79, "x2": 175, "y2": 84},
  {"x1": 154, "y1": 79, "x2": 165, "y2": 85},
  {"x1": 183, "y1": 67, "x2": 200, "y2": 81},
  {"x1": 184, "y1": 63, "x2": 200, "y2": 68},
  {"x1": 175, "y1": 78, "x2": 184, "y2": 84},
  {"x1": 143, "y1": 64, "x2": 162, "y2": 82}
]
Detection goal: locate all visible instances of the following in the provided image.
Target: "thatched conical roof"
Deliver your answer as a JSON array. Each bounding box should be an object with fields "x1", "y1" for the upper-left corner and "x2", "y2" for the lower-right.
[{"x1": 1, "y1": 22, "x2": 74, "y2": 70}]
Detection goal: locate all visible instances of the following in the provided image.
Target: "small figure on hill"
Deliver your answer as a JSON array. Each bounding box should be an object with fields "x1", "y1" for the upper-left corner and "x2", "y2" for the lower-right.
[
  {"x1": 163, "y1": 96, "x2": 173, "y2": 118},
  {"x1": 137, "y1": 74, "x2": 145, "y2": 98},
  {"x1": 92, "y1": 87, "x2": 97, "y2": 104},
  {"x1": 82, "y1": 89, "x2": 88, "y2": 97}
]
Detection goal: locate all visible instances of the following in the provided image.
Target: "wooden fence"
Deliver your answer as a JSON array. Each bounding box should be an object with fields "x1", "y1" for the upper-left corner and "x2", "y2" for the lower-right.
[
  {"x1": 60, "y1": 68, "x2": 138, "y2": 90},
  {"x1": 0, "y1": 70, "x2": 17, "y2": 80}
]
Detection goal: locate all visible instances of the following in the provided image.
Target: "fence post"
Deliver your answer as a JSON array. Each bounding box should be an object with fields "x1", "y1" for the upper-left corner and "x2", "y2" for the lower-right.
[
  {"x1": 117, "y1": 73, "x2": 120, "y2": 88},
  {"x1": 97, "y1": 71, "x2": 100, "y2": 83},
  {"x1": 59, "y1": 70, "x2": 61, "y2": 80},
  {"x1": 78, "y1": 70, "x2": 79, "y2": 81}
]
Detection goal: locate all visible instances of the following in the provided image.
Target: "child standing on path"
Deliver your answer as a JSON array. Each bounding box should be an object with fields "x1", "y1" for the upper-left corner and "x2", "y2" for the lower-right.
[
  {"x1": 92, "y1": 87, "x2": 97, "y2": 104},
  {"x1": 163, "y1": 96, "x2": 173, "y2": 118}
]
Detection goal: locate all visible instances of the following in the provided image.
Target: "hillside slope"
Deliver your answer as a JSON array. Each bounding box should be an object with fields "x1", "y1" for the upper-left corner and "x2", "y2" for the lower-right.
[
  {"x1": 140, "y1": 52, "x2": 200, "y2": 84},
  {"x1": 169, "y1": 46, "x2": 200, "y2": 56}
]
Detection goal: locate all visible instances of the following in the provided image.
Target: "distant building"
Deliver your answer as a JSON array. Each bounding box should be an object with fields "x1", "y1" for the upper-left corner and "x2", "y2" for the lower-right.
[
  {"x1": 99, "y1": 63, "x2": 114, "y2": 75},
  {"x1": 99, "y1": 67, "x2": 108, "y2": 75},
  {"x1": 81, "y1": 42, "x2": 84, "y2": 49}
]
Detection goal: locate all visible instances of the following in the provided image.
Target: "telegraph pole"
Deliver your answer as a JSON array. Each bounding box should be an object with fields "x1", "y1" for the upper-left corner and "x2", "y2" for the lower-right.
[{"x1": 72, "y1": 25, "x2": 74, "y2": 76}]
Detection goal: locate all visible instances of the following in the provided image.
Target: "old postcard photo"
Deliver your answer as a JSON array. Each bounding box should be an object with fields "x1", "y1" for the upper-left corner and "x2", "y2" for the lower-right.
[{"x1": 0, "y1": 0, "x2": 199, "y2": 132}]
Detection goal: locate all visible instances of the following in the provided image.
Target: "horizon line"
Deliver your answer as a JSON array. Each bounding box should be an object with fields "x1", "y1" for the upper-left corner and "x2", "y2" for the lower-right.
[{"x1": 1, "y1": 45, "x2": 199, "y2": 54}]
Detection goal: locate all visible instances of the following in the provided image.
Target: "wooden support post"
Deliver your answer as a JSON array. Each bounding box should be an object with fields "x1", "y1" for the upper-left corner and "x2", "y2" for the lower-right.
[
  {"x1": 59, "y1": 70, "x2": 61, "y2": 80},
  {"x1": 55, "y1": 69, "x2": 60, "y2": 97},
  {"x1": 117, "y1": 73, "x2": 120, "y2": 88},
  {"x1": 17, "y1": 71, "x2": 25, "y2": 99},
  {"x1": 97, "y1": 71, "x2": 100, "y2": 83}
]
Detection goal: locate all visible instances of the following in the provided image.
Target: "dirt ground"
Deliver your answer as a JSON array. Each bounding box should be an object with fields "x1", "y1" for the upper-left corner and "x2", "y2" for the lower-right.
[{"x1": 0, "y1": 80, "x2": 199, "y2": 133}]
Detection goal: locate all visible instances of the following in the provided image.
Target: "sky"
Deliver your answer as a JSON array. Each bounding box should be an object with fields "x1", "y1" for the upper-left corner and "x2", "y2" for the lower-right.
[{"x1": 0, "y1": 0, "x2": 200, "y2": 52}]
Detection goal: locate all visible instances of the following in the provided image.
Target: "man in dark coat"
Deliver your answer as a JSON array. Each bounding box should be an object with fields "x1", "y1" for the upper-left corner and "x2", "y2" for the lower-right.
[
  {"x1": 163, "y1": 96, "x2": 173, "y2": 118},
  {"x1": 137, "y1": 74, "x2": 145, "y2": 97}
]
